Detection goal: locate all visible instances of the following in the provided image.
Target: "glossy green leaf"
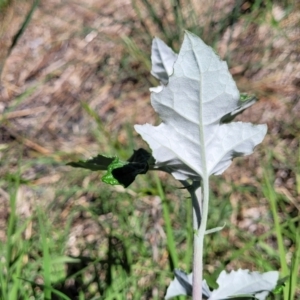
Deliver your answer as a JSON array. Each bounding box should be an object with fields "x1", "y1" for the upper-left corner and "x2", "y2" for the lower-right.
[{"x1": 102, "y1": 157, "x2": 127, "y2": 186}]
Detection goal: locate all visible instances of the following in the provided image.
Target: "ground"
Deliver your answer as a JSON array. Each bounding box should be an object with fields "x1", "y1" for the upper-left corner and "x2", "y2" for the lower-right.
[{"x1": 0, "y1": 0, "x2": 299, "y2": 298}]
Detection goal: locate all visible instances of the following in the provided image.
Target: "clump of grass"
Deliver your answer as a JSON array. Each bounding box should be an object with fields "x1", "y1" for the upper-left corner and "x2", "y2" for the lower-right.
[{"x1": 0, "y1": 0, "x2": 12, "y2": 10}]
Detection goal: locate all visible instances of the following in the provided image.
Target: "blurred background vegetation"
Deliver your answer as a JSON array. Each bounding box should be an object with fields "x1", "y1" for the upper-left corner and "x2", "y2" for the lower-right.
[{"x1": 0, "y1": 0, "x2": 299, "y2": 299}]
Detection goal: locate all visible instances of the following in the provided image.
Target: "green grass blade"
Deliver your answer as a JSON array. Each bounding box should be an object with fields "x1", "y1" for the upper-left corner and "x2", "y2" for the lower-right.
[
  {"x1": 155, "y1": 176, "x2": 185, "y2": 300},
  {"x1": 8, "y1": 0, "x2": 39, "y2": 55},
  {"x1": 288, "y1": 213, "x2": 300, "y2": 298},
  {"x1": 131, "y1": 0, "x2": 152, "y2": 40},
  {"x1": 80, "y1": 101, "x2": 121, "y2": 152},
  {"x1": 139, "y1": 0, "x2": 171, "y2": 44},
  {"x1": 262, "y1": 167, "x2": 289, "y2": 299},
  {"x1": 37, "y1": 208, "x2": 52, "y2": 300},
  {"x1": 154, "y1": 174, "x2": 178, "y2": 268},
  {"x1": 0, "y1": 0, "x2": 9, "y2": 10},
  {"x1": 8, "y1": 251, "x2": 25, "y2": 300},
  {"x1": 4, "y1": 167, "x2": 20, "y2": 300},
  {"x1": 184, "y1": 188, "x2": 193, "y2": 269}
]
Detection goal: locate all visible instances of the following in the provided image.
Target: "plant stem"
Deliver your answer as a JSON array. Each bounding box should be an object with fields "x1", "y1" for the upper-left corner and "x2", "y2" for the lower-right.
[
  {"x1": 192, "y1": 178, "x2": 209, "y2": 300},
  {"x1": 181, "y1": 180, "x2": 208, "y2": 299}
]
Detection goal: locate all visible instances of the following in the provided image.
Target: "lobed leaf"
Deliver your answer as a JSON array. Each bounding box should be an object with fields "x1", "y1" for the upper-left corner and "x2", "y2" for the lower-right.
[
  {"x1": 151, "y1": 37, "x2": 178, "y2": 85},
  {"x1": 135, "y1": 31, "x2": 267, "y2": 181},
  {"x1": 165, "y1": 269, "x2": 279, "y2": 300},
  {"x1": 209, "y1": 269, "x2": 279, "y2": 300},
  {"x1": 165, "y1": 269, "x2": 211, "y2": 299}
]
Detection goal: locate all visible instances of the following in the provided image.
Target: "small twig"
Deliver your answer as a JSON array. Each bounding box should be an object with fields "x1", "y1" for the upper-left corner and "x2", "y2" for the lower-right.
[
  {"x1": 3, "y1": 125, "x2": 51, "y2": 155},
  {"x1": 0, "y1": 106, "x2": 46, "y2": 121}
]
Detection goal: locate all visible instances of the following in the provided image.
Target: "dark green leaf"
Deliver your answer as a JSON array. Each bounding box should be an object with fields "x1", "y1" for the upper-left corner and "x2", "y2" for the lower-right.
[
  {"x1": 67, "y1": 155, "x2": 115, "y2": 171},
  {"x1": 68, "y1": 148, "x2": 153, "y2": 188},
  {"x1": 221, "y1": 94, "x2": 257, "y2": 123},
  {"x1": 109, "y1": 148, "x2": 152, "y2": 187},
  {"x1": 112, "y1": 148, "x2": 152, "y2": 187}
]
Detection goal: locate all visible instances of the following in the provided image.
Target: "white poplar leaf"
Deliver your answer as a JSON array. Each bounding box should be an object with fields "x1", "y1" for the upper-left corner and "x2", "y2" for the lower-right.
[
  {"x1": 135, "y1": 31, "x2": 267, "y2": 180},
  {"x1": 165, "y1": 270, "x2": 211, "y2": 299},
  {"x1": 208, "y1": 269, "x2": 279, "y2": 300},
  {"x1": 165, "y1": 269, "x2": 279, "y2": 300},
  {"x1": 151, "y1": 37, "x2": 178, "y2": 85}
]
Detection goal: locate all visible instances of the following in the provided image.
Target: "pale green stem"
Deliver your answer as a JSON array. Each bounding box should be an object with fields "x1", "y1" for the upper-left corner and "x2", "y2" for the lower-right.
[
  {"x1": 181, "y1": 179, "x2": 208, "y2": 299},
  {"x1": 196, "y1": 176, "x2": 209, "y2": 299}
]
